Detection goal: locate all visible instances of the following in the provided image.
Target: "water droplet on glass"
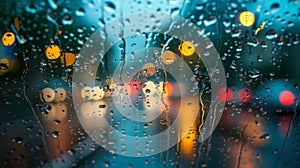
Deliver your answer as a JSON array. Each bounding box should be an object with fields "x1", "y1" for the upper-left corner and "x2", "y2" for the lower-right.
[
  {"x1": 232, "y1": 29, "x2": 242, "y2": 38},
  {"x1": 270, "y1": 3, "x2": 280, "y2": 14},
  {"x1": 204, "y1": 16, "x2": 217, "y2": 26},
  {"x1": 11, "y1": 137, "x2": 24, "y2": 144},
  {"x1": 287, "y1": 21, "x2": 294, "y2": 28},
  {"x1": 62, "y1": 15, "x2": 74, "y2": 25},
  {"x1": 272, "y1": 149, "x2": 278, "y2": 155},
  {"x1": 48, "y1": 0, "x2": 58, "y2": 10},
  {"x1": 222, "y1": 19, "x2": 231, "y2": 27},
  {"x1": 75, "y1": 7, "x2": 86, "y2": 16},
  {"x1": 248, "y1": 69, "x2": 261, "y2": 78},
  {"x1": 259, "y1": 133, "x2": 271, "y2": 140},
  {"x1": 104, "y1": 1, "x2": 116, "y2": 13},
  {"x1": 261, "y1": 41, "x2": 268, "y2": 49},
  {"x1": 52, "y1": 131, "x2": 60, "y2": 138},
  {"x1": 265, "y1": 29, "x2": 278, "y2": 40},
  {"x1": 257, "y1": 55, "x2": 263, "y2": 62},
  {"x1": 247, "y1": 39, "x2": 259, "y2": 47},
  {"x1": 68, "y1": 149, "x2": 76, "y2": 155},
  {"x1": 168, "y1": 0, "x2": 181, "y2": 5},
  {"x1": 25, "y1": 4, "x2": 37, "y2": 14},
  {"x1": 16, "y1": 34, "x2": 27, "y2": 44}
]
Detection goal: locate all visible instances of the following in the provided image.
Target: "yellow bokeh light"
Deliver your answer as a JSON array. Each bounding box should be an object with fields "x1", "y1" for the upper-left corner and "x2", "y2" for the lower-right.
[
  {"x1": 81, "y1": 86, "x2": 93, "y2": 100},
  {"x1": 91, "y1": 86, "x2": 105, "y2": 101},
  {"x1": 54, "y1": 102, "x2": 68, "y2": 121},
  {"x1": 142, "y1": 63, "x2": 156, "y2": 76},
  {"x1": 45, "y1": 45, "x2": 61, "y2": 60},
  {"x1": 0, "y1": 58, "x2": 10, "y2": 75},
  {"x1": 2, "y1": 32, "x2": 15, "y2": 46},
  {"x1": 239, "y1": 11, "x2": 255, "y2": 27},
  {"x1": 162, "y1": 50, "x2": 175, "y2": 65},
  {"x1": 178, "y1": 41, "x2": 195, "y2": 56},
  {"x1": 54, "y1": 88, "x2": 67, "y2": 102},
  {"x1": 64, "y1": 52, "x2": 76, "y2": 66},
  {"x1": 40, "y1": 88, "x2": 56, "y2": 103},
  {"x1": 142, "y1": 81, "x2": 163, "y2": 95}
]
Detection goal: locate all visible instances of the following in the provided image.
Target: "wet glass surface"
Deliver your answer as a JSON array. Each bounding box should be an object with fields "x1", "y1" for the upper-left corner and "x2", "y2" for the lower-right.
[{"x1": 0, "y1": 0, "x2": 300, "y2": 167}]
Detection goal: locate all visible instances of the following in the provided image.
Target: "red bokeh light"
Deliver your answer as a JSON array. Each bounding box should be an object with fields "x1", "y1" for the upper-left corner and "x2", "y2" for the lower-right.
[
  {"x1": 129, "y1": 81, "x2": 141, "y2": 94},
  {"x1": 238, "y1": 88, "x2": 253, "y2": 103},
  {"x1": 164, "y1": 82, "x2": 173, "y2": 96},
  {"x1": 279, "y1": 90, "x2": 295, "y2": 106},
  {"x1": 217, "y1": 87, "x2": 233, "y2": 102}
]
